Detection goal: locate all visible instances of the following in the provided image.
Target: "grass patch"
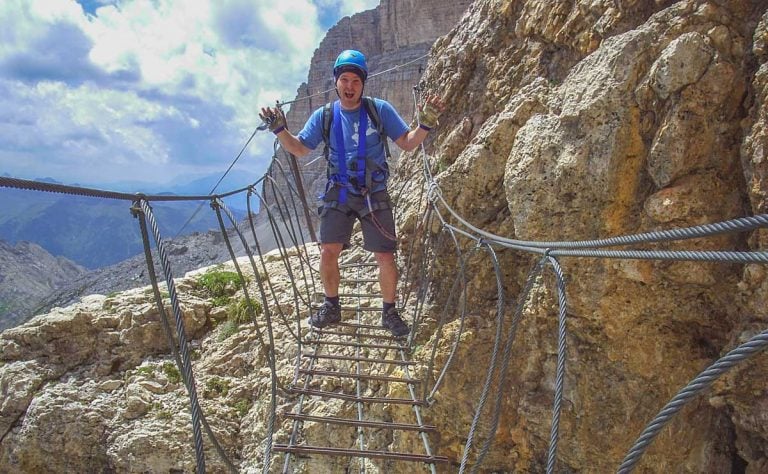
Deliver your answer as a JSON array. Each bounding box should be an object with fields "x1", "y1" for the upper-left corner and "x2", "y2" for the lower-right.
[
  {"x1": 204, "y1": 376, "x2": 230, "y2": 398},
  {"x1": 217, "y1": 320, "x2": 240, "y2": 342},
  {"x1": 162, "y1": 361, "x2": 182, "y2": 384},
  {"x1": 151, "y1": 403, "x2": 173, "y2": 420},
  {"x1": 196, "y1": 267, "x2": 243, "y2": 307},
  {"x1": 136, "y1": 366, "x2": 155, "y2": 377},
  {"x1": 232, "y1": 399, "x2": 251, "y2": 418},
  {"x1": 227, "y1": 298, "x2": 262, "y2": 325},
  {"x1": 215, "y1": 298, "x2": 263, "y2": 341}
]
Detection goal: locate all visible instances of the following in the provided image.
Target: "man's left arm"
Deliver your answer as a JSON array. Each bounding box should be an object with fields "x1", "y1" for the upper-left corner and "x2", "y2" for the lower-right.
[{"x1": 394, "y1": 94, "x2": 445, "y2": 152}]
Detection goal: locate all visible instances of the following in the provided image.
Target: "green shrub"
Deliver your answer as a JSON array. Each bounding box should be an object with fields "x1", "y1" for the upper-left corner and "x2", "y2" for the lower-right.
[
  {"x1": 162, "y1": 361, "x2": 182, "y2": 384},
  {"x1": 232, "y1": 399, "x2": 251, "y2": 418},
  {"x1": 204, "y1": 377, "x2": 230, "y2": 398},
  {"x1": 136, "y1": 366, "x2": 155, "y2": 377},
  {"x1": 196, "y1": 268, "x2": 243, "y2": 307},
  {"x1": 151, "y1": 403, "x2": 173, "y2": 420},
  {"x1": 217, "y1": 320, "x2": 240, "y2": 342},
  {"x1": 227, "y1": 298, "x2": 262, "y2": 325}
]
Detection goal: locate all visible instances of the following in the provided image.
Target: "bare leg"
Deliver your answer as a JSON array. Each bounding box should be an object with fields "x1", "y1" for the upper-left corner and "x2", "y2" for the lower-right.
[
  {"x1": 374, "y1": 251, "x2": 397, "y2": 303},
  {"x1": 320, "y1": 243, "x2": 343, "y2": 297}
]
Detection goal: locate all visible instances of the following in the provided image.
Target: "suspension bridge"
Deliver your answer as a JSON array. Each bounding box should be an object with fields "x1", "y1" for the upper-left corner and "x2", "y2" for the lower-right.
[{"x1": 2, "y1": 68, "x2": 768, "y2": 473}]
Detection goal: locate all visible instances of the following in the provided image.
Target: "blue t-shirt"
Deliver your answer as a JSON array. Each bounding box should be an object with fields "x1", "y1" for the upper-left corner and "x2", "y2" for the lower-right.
[{"x1": 298, "y1": 98, "x2": 409, "y2": 193}]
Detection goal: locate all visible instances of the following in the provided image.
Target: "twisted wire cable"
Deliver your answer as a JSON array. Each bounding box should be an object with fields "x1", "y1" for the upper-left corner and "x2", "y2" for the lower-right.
[
  {"x1": 212, "y1": 200, "x2": 281, "y2": 472},
  {"x1": 138, "y1": 199, "x2": 206, "y2": 474},
  {"x1": 173, "y1": 124, "x2": 263, "y2": 237},
  {"x1": 397, "y1": 174, "x2": 430, "y2": 308},
  {"x1": 617, "y1": 328, "x2": 768, "y2": 473},
  {"x1": 406, "y1": 206, "x2": 439, "y2": 343},
  {"x1": 549, "y1": 248, "x2": 768, "y2": 263},
  {"x1": 459, "y1": 242, "x2": 506, "y2": 473},
  {"x1": 422, "y1": 170, "x2": 768, "y2": 252},
  {"x1": 273, "y1": 144, "x2": 317, "y2": 242},
  {"x1": 268, "y1": 152, "x2": 318, "y2": 253},
  {"x1": 244, "y1": 190, "x2": 303, "y2": 343},
  {"x1": 0, "y1": 175, "x2": 257, "y2": 201},
  {"x1": 259, "y1": 176, "x2": 317, "y2": 300},
  {"x1": 133, "y1": 202, "x2": 237, "y2": 473},
  {"x1": 544, "y1": 255, "x2": 568, "y2": 474},
  {"x1": 471, "y1": 257, "x2": 546, "y2": 472},
  {"x1": 419, "y1": 227, "x2": 459, "y2": 398},
  {"x1": 263, "y1": 171, "x2": 319, "y2": 275},
  {"x1": 426, "y1": 228, "x2": 473, "y2": 402}
]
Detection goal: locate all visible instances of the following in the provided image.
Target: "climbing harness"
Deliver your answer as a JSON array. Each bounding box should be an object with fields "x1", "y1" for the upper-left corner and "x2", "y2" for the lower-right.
[
  {"x1": 318, "y1": 97, "x2": 398, "y2": 242},
  {"x1": 321, "y1": 97, "x2": 392, "y2": 202}
]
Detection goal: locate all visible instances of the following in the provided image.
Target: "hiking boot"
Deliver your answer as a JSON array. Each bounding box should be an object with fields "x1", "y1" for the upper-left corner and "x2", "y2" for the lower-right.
[
  {"x1": 382, "y1": 307, "x2": 409, "y2": 337},
  {"x1": 308, "y1": 301, "x2": 341, "y2": 329}
]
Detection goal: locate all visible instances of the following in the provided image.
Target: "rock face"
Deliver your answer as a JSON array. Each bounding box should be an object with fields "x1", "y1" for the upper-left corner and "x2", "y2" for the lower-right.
[
  {"x1": 394, "y1": 0, "x2": 768, "y2": 472},
  {"x1": 0, "y1": 240, "x2": 85, "y2": 331},
  {"x1": 4, "y1": 0, "x2": 768, "y2": 473}
]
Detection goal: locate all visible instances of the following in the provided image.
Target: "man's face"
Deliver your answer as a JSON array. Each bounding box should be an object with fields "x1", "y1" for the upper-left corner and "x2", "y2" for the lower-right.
[{"x1": 336, "y1": 72, "x2": 363, "y2": 108}]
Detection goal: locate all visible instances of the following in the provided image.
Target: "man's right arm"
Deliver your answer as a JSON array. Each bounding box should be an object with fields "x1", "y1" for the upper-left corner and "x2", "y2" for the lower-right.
[{"x1": 275, "y1": 129, "x2": 312, "y2": 158}]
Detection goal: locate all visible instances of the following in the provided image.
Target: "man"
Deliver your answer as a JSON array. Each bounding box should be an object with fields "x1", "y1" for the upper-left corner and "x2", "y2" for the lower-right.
[{"x1": 260, "y1": 49, "x2": 443, "y2": 337}]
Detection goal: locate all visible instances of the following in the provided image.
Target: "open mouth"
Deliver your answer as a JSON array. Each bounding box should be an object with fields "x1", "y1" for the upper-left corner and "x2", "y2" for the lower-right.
[{"x1": 343, "y1": 91, "x2": 356, "y2": 99}]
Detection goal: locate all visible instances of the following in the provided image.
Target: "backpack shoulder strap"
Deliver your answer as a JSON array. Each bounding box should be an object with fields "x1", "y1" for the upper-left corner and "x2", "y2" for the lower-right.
[
  {"x1": 362, "y1": 97, "x2": 391, "y2": 160},
  {"x1": 321, "y1": 101, "x2": 333, "y2": 162}
]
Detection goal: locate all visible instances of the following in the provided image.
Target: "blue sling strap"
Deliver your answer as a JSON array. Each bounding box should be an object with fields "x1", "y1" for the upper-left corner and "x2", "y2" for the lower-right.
[{"x1": 331, "y1": 100, "x2": 368, "y2": 204}]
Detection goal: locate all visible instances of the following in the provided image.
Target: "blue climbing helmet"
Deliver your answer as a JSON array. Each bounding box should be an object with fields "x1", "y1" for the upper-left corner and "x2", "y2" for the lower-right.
[{"x1": 333, "y1": 49, "x2": 368, "y2": 82}]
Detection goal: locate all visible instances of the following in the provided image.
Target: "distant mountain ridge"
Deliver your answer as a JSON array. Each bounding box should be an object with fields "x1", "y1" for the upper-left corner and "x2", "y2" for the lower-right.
[
  {"x1": 0, "y1": 171, "x2": 260, "y2": 269},
  {"x1": 0, "y1": 240, "x2": 85, "y2": 331}
]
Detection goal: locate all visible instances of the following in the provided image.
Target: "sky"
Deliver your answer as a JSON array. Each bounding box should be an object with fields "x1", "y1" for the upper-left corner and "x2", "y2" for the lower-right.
[{"x1": 0, "y1": 0, "x2": 379, "y2": 191}]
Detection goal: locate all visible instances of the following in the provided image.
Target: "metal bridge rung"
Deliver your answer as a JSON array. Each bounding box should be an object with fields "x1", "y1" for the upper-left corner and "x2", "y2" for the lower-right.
[
  {"x1": 283, "y1": 413, "x2": 436, "y2": 432},
  {"x1": 339, "y1": 262, "x2": 379, "y2": 268},
  {"x1": 299, "y1": 368, "x2": 420, "y2": 384},
  {"x1": 340, "y1": 278, "x2": 379, "y2": 283},
  {"x1": 301, "y1": 353, "x2": 414, "y2": 365},
  {"x1": 302, "y1": 339, "x2": 405, "y2": 351},
  {"x1": 313, "y1": 292, "x2": 382, "y2": 299},
  {"x1": 288, "y1": 387, "x2": 425, "y2": 405},
  {"x1": 273, "y1": 444, "x2": 450, "y2": 463},
  {"x1": 310, "y1": 305, "x2": 394, "y2": 312},
  {"x1": 310, "y1": 329, "x2": 405, "y2": 341},
  {"x1": 337, "y1": 321, "x2": 389, "y2": 330}
]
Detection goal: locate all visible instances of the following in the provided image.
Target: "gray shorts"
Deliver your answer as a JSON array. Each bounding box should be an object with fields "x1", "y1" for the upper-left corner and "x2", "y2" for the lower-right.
[{"x1": 318, "y1": 188, "x2": 397, "y2": 253}]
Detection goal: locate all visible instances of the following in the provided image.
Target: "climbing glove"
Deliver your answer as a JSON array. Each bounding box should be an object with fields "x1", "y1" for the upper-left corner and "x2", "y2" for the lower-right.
[
  {"x1": 418, "y1": 100, "x2": 441, "y2": 131},
  {"x1": 259, "y1": 108, "x2": 286, "y2": 135}
]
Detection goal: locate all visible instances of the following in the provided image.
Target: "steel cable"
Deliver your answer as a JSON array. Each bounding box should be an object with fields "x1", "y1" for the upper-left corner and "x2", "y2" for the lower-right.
[
  {"x1": 425, "y1": 227, "x2": 472, "y2": 403},
  {"x1": 459, "y1": 242, "x2": 506, "y2": 473},
  {"x1": 133, "y1": 201, "x2": 237, "y2": 473},
  {"x1": 137, "y1": 199, "x2": 206, "y2": 474},
  {"x1": 544, "y1": 255, "x2": 568, "y2": 474},
  {"x1": 617, "y1": 328, "x2": 768, "y2": 473},
  {"x1": 212, "y1": 199, "x2": 281, "y2": 472},
  {"x1": 244, "y1": 189, "x2": 304, "y2": 343}
]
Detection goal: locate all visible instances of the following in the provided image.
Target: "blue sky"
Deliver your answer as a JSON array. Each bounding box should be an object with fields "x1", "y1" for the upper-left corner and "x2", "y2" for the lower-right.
[{"x1": 0, "y1": 0, "x2": 378, "y2": 191}]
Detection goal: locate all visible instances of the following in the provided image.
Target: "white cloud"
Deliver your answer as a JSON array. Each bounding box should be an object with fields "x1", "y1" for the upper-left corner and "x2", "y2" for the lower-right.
[{"x1": 0, "y1": 0, "x2": 380, "y2": 187}]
